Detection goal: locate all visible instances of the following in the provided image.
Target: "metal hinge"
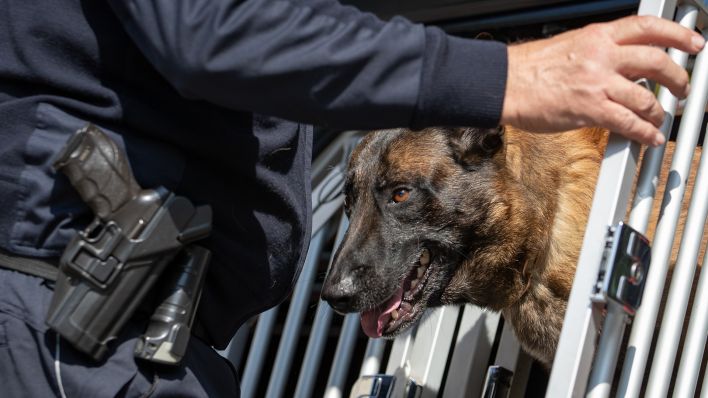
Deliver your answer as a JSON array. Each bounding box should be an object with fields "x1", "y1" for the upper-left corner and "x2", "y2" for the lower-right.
[{"x1": 591, "y1": 222, "x2": 652, "y2": 315}]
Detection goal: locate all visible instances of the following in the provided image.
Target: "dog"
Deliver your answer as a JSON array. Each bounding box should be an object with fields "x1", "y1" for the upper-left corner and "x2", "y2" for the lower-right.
[{"x1": 320, "y1": 125, "x2": 612, "y2": 367}]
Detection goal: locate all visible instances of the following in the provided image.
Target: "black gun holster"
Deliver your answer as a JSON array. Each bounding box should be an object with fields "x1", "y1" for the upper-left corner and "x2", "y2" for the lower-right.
[{"x1": 10, "y1": 124, "x2": 215, "y2": 366}]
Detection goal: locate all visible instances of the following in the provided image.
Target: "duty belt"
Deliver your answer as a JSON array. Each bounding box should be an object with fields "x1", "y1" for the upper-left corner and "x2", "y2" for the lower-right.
[{"x1": 0, "y1": 247, "x2": 58, "y2": 281}]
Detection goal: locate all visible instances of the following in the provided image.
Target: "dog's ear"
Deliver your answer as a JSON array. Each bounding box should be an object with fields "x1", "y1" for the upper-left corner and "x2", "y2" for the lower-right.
[{"x1": 447, "y1": 126, "x2": 505, "y2": 169}]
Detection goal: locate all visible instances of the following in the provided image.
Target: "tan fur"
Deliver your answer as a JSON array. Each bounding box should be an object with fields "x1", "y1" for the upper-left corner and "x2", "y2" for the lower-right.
[
  {"x1": 484, "y1": 127, "x2": 702, "y2": 366},
  {"x1": 331, "y1": 125, "x2": 703, "y2": 370},
  {"x1": 469, "y1": 126, "x2": 607, "y2": 364}
]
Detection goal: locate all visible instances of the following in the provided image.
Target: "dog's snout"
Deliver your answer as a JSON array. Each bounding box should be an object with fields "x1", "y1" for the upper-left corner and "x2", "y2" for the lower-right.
[
  {"x1": 321, "y1": 274, "x2": 360, "y2": 313},
  {"x1": 322, "y1": 290, "x2": 357, "y2": 313}
]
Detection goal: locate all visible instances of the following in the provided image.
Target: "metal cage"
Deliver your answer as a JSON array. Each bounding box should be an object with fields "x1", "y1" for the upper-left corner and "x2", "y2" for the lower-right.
[{"x1": 220, "y1": 0, "x2": 708, "y2": 396}]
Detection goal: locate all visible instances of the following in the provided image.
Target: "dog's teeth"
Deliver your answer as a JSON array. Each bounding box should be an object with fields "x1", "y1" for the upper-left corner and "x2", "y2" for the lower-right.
[
  {"x1": 391, "y1": 309, "x2": 399, "y2": 321},
  {"x1": 416, "y1": 266, "x2": 425, "y2": 278},
  {"x1": 420, "y1": 249, "x2": 430, "y2": 266},
  {"x1": 410, "y1": 278, "x2": 419, "y2": 289}
]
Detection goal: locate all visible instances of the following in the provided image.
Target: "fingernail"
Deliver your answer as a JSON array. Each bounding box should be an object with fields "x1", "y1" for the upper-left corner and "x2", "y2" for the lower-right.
[
  {"x1": 692, "y1": 34, "x2": 705, "y2": 50},
  {"x1": 653, "y1": 134, "x2": 665, "y2": 147}
]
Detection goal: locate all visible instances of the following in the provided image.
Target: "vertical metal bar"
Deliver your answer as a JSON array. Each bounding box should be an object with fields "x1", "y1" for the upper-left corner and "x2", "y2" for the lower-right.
[
  {"x1": 294, "y1": 301, "x2": 335, "y2": 398},
  {"x1": 265, "y1": 227, "x2": 328, "y2": 398},
  {"x1": 586, "y1": 302, "x2": 629, "y2": 398},
  {"x1": 674, "y1": 235, "x2": 708, "y2": 396},
  {"x1": 385, "y1": 331, "x2": 413, "y2": 375},
  {"x1": 324, "y1": 313, "x2": 361, "y2": 398},
  {"x1": 636, "y1": 0, "x2": 678, "y2": 19},
  {"x1": 409, "y1": 306, "x2": 461, "y2": 398},
  {"x1": 618, "y1": 28, "x2": 708, "y2": 398},
  {"x1": 311, "y1": 131, "x2": 364, "y2": 184},
  {"x1": 509, "y1": 354, "x2": 534, "y2": 398},
  {"x1": 265, "y1": 144, "x2": 350, "y2": 398},
  {"x1": 295, "y1": 214, "x2": 349, "y2": 398},
  {"x1": 295, "y1": 213, "x2": 348, "y2": 398},
  {"x1": 647, "y1": 138, "x2": 708, "y2": 396},
  {"x1": 442, "y1": 305, "x2": 501, "y2": 398},
  {"x1": 492, "y1": 320, "x2": 533, "y2": 398},
  {"x1": 240, "y1": 307, "x2": 279, "y2": 398},
  {"x1": 545, "y1": 133, "x2": 640, "y2": 397},
  {"x1": 358, "y1": 338, "x2": 387, "y2": 377},
  {"x1": 629, "y1": 4, "x2": 697, "y2": 234},
  {"x1": 586, "y1": 8, "x2": 698, "y2": 396},
  {"x1": 493, "y1": 321, "x2": 523, "y2": 374},
  {"x1": 219, "y1": 322, "x2": 252, "y2": 372}
]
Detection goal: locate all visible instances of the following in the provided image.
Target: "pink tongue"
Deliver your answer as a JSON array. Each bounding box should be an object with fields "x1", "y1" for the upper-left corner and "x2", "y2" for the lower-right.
[{"x1": 360, "y1": 287, "x2": 404, "y2": 338}]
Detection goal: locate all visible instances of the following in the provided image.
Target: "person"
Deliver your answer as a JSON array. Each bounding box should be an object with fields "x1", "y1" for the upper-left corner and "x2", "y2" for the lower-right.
[{"x1": 0, "y1": 0, "x2": 702, "y2": 397}]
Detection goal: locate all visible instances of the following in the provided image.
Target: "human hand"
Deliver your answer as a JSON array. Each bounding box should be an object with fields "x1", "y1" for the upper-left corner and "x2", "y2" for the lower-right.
[{"x1": 501, "y1": 15, "x2": 705, "y2": 146}]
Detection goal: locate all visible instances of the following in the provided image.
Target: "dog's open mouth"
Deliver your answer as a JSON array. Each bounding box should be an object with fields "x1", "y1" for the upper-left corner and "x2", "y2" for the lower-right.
[{"x1": 360, "y1": 248, "x2": 433, "y2": 338}]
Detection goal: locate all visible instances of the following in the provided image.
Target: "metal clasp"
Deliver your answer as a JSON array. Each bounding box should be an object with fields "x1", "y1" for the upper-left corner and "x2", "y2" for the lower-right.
[
  {"x1": 482, "y1": 366, "x2": 514, "y2": 398},
  {"x1": 591, "y1": 222, "x2": 652, "y2": 314}
]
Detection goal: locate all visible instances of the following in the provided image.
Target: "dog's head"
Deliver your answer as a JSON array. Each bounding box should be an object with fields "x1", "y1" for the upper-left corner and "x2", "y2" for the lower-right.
[{"x1": 321, "y1": 126, "x2": 524, "y2": 338}]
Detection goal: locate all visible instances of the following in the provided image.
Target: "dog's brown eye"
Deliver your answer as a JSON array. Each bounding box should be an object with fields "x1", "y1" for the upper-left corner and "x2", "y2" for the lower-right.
[{"x1": 392, "y1": 188, "x2": 410, "y2": 203}]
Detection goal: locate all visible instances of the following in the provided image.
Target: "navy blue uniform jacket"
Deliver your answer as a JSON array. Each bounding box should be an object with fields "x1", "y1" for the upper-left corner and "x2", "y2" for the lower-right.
[{"x1": 0, "y1": 0, "x2": 507, "y2": 349}]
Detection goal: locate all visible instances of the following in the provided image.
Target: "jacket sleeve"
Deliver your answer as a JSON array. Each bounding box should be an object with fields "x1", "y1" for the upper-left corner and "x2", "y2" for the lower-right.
[{"x1": 107, "y1": 0, "x2": 507, "y2": 129}]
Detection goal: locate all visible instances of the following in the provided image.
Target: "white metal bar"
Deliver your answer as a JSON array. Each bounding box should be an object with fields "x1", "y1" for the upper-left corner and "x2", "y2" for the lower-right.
[
  {"x1": 240, "y1": 307, "x2": 279, "y2": 398},
  {"x1": 637, "y1": 0, "x2": 678, "y2": 19},
  {"x1": 674, "y1": 231, "x2": 708, "y2": 396},
  {"x1": 406, "y1": 306, "x2": 461, "y2": 398},
  {"x1": 586, "y1": 301, "x2": 629, "y2": 398},
  {"x1": 494, "y1": 320, "x2": 523, "y2": 373},
  {"x1": 325, "y1": 313, "x2": 361, "y2": 398},
  {"x1": 509, "y1": 354, "x2": 534, "y2": 398},
  {"x1": 493, "y1": 320, "x2": 533, "y2": 398},
  {"x1": 311, "y1": 131, "x2": 364, "y2": 185},
  {"x1": 586, "y1": 9, "x2": 697, "y2": 396},
  {"x1": 630, "y1": 4, "x2": 696, "y2": 234},
  {"x1": 265, "y1": 141, "x2": 352, "y2": 398},
  {"x1": 618, "y1": 28, "x2": 708, "y2": 398},
  {"x1": 545, "y1": 133, "x2": 640, "y2": 397},
  {"x1": 442, "y1": 305, "x2": 501, "y2": 398},
  {"x1": 296, "y1": 212, "x2": 348, "y2": 398},
  {"x1": 312, "y1": 165, "x2": 346, "y2": 238},
  {"x1": 647, "y1": 134, "x2": 708, "y2": 396},
  {"x1": 385, "y1": 329, "x2": 414, "y2": 378},
  {"x1": 293, "y1": 295, "x2": 335, "y2": 398},
  {"x1": 358, "y1": 338, "x2": 387, "y2": 377}
]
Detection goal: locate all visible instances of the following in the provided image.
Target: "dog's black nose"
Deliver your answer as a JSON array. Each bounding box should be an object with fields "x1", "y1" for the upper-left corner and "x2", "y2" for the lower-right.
[{"x1": 321, "y1": 285, "x2": 357, "y2": 313}]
